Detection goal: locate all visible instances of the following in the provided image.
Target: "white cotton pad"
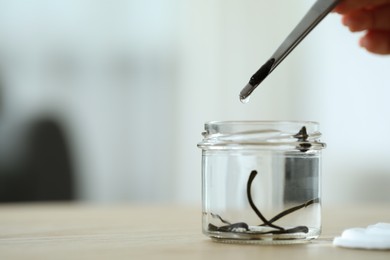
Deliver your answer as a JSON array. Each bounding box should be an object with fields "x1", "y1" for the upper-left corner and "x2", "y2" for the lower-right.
[{"x1": 333, "y1": 223, "x2": 390, "y2": 250}]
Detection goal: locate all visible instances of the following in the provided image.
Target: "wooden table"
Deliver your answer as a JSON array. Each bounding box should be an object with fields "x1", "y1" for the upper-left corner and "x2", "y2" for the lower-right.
[{"x1": 0, "y1": 203, "x2": 389, "y2": 259}]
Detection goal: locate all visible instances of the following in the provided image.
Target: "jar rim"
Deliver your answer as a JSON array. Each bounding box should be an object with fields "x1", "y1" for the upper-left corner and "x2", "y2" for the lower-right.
[
  {"x1": 204, "y1": 120, "x2": 319, "y2": 126},
  {"x1": 198, "y1": 120, "x2": 325, "y2": 151}
]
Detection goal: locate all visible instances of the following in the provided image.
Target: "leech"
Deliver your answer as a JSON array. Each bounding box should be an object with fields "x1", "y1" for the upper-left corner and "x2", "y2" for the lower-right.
[
  {"x1": 294, "y1": 126, "x2": 309, "y2": 141},
  {"x1": 264, "y1": 198, "x2": 320, "y2": 225},
  {"x1": 294, "y1": 126, "x2": 311, "y2": 152},
  {"x1": 266, "y1": 226, "x2": 309, "y2": 234},
  {"x1": 209, "y1": 222, "x2": 249, "y2": 232},
  {"x1": 247, "y1": 170, "x2": 284, "y2": 231},
  {"x1": 210, "y1": 213, "x2": 231, "y2": 225},
  {"x1": 209, "y1": 169, "x2": 317, "y2": 235}
]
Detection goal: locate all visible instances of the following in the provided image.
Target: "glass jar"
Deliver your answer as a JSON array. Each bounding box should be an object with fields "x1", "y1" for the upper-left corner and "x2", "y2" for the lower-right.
[{"x1": 197, "y1": 121, "x2": 326, "y2": 244}]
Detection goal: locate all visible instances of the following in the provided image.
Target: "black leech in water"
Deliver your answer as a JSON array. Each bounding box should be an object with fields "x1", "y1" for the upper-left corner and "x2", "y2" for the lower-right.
[
  {"x1": 209, "y1": 170, "x2": 319, "y2": 234},
  {"x1": 247, "y1": 171, "x2": 284, "y2": 231}
]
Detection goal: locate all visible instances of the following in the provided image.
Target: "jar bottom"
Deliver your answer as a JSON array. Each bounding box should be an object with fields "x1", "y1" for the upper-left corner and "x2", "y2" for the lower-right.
[{"x1": 205, "y1": 227, "x2": 320, "y2": 245}]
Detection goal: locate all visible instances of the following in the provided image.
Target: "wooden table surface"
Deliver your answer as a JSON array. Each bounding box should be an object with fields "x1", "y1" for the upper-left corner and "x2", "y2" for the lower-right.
[{"x1": 0, "y1": 203, "x2": 389, "y2": 259}]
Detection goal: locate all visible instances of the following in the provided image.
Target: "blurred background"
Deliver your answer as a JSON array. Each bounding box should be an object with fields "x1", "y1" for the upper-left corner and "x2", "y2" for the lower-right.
[{"x1": 0, "y1": 0, "x2": 389, "y2": 205}]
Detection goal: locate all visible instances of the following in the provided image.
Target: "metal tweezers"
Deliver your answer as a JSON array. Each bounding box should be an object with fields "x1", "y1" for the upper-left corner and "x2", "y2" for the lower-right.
[{"x1": 240, "y1": 0, "x2": 341, "y2": 101}]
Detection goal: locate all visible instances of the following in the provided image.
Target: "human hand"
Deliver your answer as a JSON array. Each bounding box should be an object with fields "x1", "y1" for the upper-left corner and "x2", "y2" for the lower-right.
[{"x1": 334, "y1": 0, "x2": 390, "y2": 54}]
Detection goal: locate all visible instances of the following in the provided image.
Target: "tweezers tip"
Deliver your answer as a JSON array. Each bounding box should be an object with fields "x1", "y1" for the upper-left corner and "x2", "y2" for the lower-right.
[
  {"x1": 239, "y1": 58, "x2": 275, "y2": 101},
  {"x1": 239, "y1": 83, "x2": 255, "y2": 101}
]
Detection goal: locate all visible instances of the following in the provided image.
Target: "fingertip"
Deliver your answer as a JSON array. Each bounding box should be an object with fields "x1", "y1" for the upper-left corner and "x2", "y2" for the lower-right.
[
  {"x1": 342, "y1": 14, "x2": 365, "y2": 32},
  {"x1": 359, "y1": 34, "x2": 376, "y2": 53},
  {"x1": 342, "y1": 16, "x2": 351, "y2": 27},
  {"x1": 359, "y1": 36, "x2": 368, "y2": 48},
  {"x1": 359, "y1": 32, "x2": 390, "y2": 55}
]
